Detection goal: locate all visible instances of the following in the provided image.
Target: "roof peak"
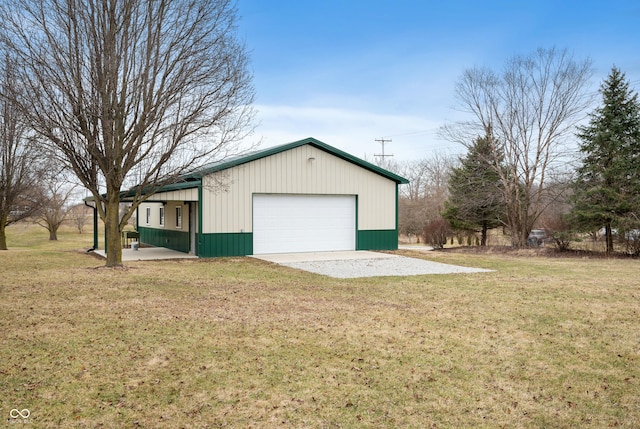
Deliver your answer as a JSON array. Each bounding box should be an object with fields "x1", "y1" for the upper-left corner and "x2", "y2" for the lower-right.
[{"x1": 187, "y1": 137, "x2": 408, "y2": 184}]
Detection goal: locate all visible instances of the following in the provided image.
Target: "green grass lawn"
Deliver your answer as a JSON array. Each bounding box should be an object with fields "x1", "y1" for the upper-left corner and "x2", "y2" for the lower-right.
[{"x1": 1, "y1": 224, "x2": 639, "y2": 428}]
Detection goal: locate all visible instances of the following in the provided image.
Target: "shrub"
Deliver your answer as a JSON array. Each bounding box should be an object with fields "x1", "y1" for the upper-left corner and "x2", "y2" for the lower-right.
[
  {"x1": 423, "y1": 219, "x2": 451, "y2": 249},
  {"x1": 550, "y1": 231, "x2": 573, "y2": 251}
]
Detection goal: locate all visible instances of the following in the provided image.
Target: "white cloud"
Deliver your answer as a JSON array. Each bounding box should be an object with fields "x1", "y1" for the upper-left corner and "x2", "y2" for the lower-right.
[{"x1": 249, "y1": 104, "x2": 461, "y2": 161}]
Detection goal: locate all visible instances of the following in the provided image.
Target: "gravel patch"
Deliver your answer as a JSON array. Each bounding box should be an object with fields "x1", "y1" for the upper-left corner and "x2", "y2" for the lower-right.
[{"x1": 280, "y1": 254, "x2": 493, "y2": 278}]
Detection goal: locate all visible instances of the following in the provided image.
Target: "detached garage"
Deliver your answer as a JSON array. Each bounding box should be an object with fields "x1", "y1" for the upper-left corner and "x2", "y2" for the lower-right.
[{"x1": 137, "y1": 137, "x2": 408, "y2": 257}]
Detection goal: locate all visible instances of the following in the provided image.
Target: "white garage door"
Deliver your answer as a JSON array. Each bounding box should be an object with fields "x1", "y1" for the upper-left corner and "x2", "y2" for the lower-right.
[{"x1": 253, "y1": 194, "x2": 356, "y2": 254}]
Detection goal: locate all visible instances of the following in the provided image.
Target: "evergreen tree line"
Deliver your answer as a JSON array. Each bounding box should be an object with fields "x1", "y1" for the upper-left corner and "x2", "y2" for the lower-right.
[{"x1": 441, "y1": 67, "x2": 640, "y2": 254}]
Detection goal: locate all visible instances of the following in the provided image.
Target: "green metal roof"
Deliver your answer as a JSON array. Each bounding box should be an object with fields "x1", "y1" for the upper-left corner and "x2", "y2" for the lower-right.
[
  {"x1": 83, "y1": 178, "x2": 201, "y2": 202},
  {"x1": 121, "y1": 179, "x2": 202, "y2": 201},
  {"x1": 186, "y1": 137, "x2": 409, "y2": 184},
  {"x1": 86, "y1": 137, "x2": 409, "y2": 202}
]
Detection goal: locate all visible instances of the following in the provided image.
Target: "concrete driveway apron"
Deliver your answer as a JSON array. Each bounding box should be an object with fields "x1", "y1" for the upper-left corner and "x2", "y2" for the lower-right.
[{"x1": 252, "y1": 251, "x2": 492, "y2": 278}]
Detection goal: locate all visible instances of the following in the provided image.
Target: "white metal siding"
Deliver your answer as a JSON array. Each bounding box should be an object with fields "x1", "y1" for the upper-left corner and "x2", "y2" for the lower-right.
[
  {"x1": 253, "y1": 194, "x2": 356, "y2": 254},
  {"x1": 139, "y1": 202, "x2": 163, "y2": 228},
  {"x1": 146, "y1": 188, "x2": 198, "y2": 202},
  {"x1": 202, "y1": 145, "x2": 396, "y2": 234},
  {"x1": 138, "y1": 201, "x2": 189, "y2": 232}
]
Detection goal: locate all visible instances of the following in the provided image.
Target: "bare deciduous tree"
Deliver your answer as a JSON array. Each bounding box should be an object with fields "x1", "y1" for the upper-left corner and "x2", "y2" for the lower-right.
[
  {"x1": 420, "y1": 153, "x2": 456, "y2": 224},
  {"x1": 2, "y1": 0, "x2": 255, "y2": 266},
  {"x1": 535, "y1": 175, "x2": 574, "y2": 251},
  {"x1": 69, "y1": 204, "x2": 92, "y2": 234},
  {"x1": 34, "y1": 172, "x2": 76, "y2": 240},
  {"x1": 0, "y1": 54, "x2": 43, "y2": 250},
  {"x1": 397, "y1": 154, "x2": 456, "y2": 243},
  {"x1": 442, "y1": 48, "x2": 592, "y2": 247},
  {"x1": 397, "y1": 159, "x2": 429, "y2": 241}
]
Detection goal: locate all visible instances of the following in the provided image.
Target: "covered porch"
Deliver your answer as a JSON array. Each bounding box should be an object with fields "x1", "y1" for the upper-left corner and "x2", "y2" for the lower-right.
[
  {"x1": 85, "y1": 181, "x2": 201, "y2": 257},
  {"x1": 93, "y1": 246, "x2": 198, "y2": 261}
]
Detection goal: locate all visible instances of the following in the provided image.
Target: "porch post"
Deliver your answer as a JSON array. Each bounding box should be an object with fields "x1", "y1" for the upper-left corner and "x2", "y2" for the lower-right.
[
  {"x1": 93, "y1": 205, "x2": 98, "y2": 249},
  {"x1": 84, "y1": 200, "x2": 99, "y2": 250}
]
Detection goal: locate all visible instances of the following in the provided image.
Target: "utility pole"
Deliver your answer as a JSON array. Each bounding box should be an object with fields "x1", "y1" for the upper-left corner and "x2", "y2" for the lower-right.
[{"x1": 374, "y1": 138, "x2": 393, "y2": 161}]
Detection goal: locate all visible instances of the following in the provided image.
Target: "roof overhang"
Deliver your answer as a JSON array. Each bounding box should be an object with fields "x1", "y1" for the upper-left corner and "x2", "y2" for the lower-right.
[
  {"x1": 83, "y1": 137, "x2": 409, "y2": 204},
  {"x1": 83, "y1": 178, "x2": 201, "y2": 203},
  {"x1": 186, "y1": 137, "x2": 410, "y2": 184}
]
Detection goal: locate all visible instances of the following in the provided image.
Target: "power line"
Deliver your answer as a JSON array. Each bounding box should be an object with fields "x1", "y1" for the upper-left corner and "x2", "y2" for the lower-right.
[{"x1": 380, "y1": 128, "x2": 439, "y2": 139}]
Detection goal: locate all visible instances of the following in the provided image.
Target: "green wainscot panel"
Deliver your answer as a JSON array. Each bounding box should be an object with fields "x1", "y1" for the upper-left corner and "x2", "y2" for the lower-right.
[
  {"x1": 357, "y1": 229, "x2": 399, "y2": 251},
  {"x1": 139, "y1": 227, "x2": 190, "y2": 253},
  {"x1": 199, "y1": 232, "x2": 253, "y2": 257}
]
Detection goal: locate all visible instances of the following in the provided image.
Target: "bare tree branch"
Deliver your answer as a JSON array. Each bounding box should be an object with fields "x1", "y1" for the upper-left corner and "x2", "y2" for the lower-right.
[
  {"x1": 2, "y1": 0, "x2": 256, "y2": 265},
  {"x1": 0, "y1": 53, "x2": 46, "y2": 249},
  {"x1": 441, "y1": 48, "x2": 593, "y2": 247}
]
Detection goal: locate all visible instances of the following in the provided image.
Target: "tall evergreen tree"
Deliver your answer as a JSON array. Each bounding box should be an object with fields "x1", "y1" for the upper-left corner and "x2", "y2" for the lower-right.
[
  {"x1": 571, "y1": 67, "x2": 640, "y2": 253},
  {"x1": 443, "y1": 135, "x2": 504, "y2": 246},
  {"x1": 447, "y1": 48, "x2": 592, "y2": 247}
]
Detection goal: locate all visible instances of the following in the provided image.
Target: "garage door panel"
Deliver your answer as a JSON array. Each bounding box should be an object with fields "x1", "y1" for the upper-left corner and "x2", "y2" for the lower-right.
[{"x1": 253, "y1": 194, "x2": 355, "y2": 254}]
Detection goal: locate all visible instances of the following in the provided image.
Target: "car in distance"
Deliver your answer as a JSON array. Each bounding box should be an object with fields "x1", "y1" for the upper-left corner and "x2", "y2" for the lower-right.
[{"x1": 528, "y1": 229, "x2": 548, "y2": 247}]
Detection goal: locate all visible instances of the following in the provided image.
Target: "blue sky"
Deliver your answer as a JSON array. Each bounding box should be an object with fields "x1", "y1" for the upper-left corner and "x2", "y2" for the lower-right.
[{"x1": 237, "y1": 0, "x2": 640, "y2": 161}]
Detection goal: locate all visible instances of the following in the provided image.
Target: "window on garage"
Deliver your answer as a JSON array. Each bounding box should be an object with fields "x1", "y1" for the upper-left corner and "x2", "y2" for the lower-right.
[{"x1": 175, "y1": 206, "x2": 182, "y2": 229}]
